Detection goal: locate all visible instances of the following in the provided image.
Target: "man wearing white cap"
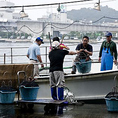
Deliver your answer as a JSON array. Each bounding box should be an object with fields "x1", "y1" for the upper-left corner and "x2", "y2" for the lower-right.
[{"x1": 49, "y1": 41, "x2": 76, "y2": 101}]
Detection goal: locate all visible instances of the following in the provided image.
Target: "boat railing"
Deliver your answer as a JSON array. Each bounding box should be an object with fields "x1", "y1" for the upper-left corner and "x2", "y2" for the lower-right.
[{"x1": 0, "y1": 45, "x2": 104, "y2": 66}]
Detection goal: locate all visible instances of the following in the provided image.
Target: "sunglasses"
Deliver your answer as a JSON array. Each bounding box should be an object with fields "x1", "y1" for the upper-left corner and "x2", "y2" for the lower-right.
[{"x1": 83, "y1": 40, "x2": 88, "y2": 42}]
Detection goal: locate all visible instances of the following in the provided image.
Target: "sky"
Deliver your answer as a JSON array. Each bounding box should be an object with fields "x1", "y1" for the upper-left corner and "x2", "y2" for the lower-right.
[{"x1": 3, "y1": 0, "x2": 118, "y2": 20}]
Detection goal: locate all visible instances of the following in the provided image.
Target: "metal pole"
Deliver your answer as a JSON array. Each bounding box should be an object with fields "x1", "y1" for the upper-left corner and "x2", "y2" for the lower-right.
[
  {"x1": 48, "y1": 32, "x2": 52, "y2": 50},
  {"x1": 7, "y1": 31, "x2": 9, "y2": 39},
  {"x1": 61, "y1": 34, "x2": 64, "y2": 44},
  {"x1": 45, "y1": 47, "x2": 47, "y2": 67},
  {"x1": 11, "y1": 48, "x2": 13, "y2": 64},
  {"x1": 4, "y1": 53, "x2": 6, "y2": 64}
]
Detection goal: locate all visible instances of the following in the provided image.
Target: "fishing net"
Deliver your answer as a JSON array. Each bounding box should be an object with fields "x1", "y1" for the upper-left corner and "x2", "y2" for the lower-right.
[
  {"x1": 75, "y1": 51, "x2": 91, "y2": 73},
  {"x1": 0, "y1": 81, "x2": 16, "y2": 92},
  {"x1": 20, "y1": 79, "x2": 39, "y2": 87},
  {"x1": 64, "y1": 86, "x2": 77, "y2": 104},
  {"x1": 105, "y1": 86, "x2": 118, "y2": 99},
  {"x1": 75, "y1": 59, "x2": 91, "y2": 73}
]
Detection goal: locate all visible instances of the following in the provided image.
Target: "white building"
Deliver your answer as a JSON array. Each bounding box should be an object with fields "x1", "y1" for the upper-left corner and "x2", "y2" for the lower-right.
[
  {"x1": 0, "y1": 1, "x2": 30, "y2": 21},
  {"x1": 38, "y1": 12, "x2": 73, "y2": 23},
  {"x1": 0, "y1": 1, "x2": 15, "y2": 21}
]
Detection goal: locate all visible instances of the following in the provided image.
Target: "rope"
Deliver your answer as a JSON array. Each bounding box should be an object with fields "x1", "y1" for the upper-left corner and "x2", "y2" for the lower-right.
[
  {"x1": 52, "y1": 21, "x2": 78, "y2": 29},
  {"x1": 93, "y1": 16, "x2": 118, "y2": 23},
  {"x1": 16, "y1": 24, "x2": 50, "y2": 34},
  {"x1": 39, "y1": 66, "x2": 72, "y2": 71}
]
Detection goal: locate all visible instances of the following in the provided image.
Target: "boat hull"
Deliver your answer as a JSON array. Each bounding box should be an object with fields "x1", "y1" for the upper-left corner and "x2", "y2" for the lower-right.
[{"x1": 35, "y1": 70, "x2": 118, "y2": 100}]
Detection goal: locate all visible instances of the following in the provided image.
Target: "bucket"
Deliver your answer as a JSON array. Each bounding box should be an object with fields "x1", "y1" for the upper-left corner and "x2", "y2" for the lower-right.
[
  {"x1": 105, "y1": 86, "x2": 118, "y2": 112},
  {"x1": 75, "y1": 59, "x2": 91, "y2": 73},
  {"x1": 105, "y1": 97, "x2": 118, "y2": 112},
  {"x1": 0, "y1": 91, "x2": 17, "y2": 104},
  {"x1": 19, "y1": 86, "x2": 39, "y2": 101}
]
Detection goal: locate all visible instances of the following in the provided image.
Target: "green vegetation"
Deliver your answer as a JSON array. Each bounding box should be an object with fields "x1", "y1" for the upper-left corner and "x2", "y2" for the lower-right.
[
  {"x1": 0, "y1": 31, "x2": 32, "y2": 39},
  {"x1": 67, "y1": 31, "x2": 105, "y2": 39}
]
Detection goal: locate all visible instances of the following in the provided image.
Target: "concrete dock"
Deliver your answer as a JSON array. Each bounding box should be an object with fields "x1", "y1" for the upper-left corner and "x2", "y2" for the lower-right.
[{"x1": 0, "y1": 103, "x2": 118, "y2": 118}]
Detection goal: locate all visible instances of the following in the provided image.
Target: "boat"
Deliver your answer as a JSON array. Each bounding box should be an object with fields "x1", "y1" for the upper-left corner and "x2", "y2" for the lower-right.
[
  {"x1": 35, "y1": 69, "x2": 118, "y2": 101},
  {"x1": 96, "y1": 36, "x2": 106, "y2": 43}
]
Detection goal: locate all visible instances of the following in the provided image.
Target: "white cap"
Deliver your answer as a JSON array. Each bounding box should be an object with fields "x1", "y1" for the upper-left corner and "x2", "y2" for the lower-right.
[{"x1": 52, "y1": 41, "x2": 60, "y2": 48}]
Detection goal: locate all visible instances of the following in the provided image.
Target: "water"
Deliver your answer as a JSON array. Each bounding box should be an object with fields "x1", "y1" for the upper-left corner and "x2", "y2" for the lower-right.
[
  {"x1": 0, "y1": 42, "x2": 117, "y2": 73},
  {"x1": 0, "y1": 42, "x2": 104, "y2": 64}
]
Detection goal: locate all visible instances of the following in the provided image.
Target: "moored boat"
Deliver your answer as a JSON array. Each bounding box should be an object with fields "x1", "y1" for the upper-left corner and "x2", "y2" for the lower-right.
[{"x1": 35, "y1": 69, "x2": 118, "y2": 100}]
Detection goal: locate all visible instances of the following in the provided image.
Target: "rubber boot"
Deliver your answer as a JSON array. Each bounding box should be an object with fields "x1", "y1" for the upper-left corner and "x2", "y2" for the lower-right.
[
  {"x1": 71, "y1": 65, "x2": 76, "y2": 74},
  {"x1": 51, "y1": 87, "x2": 57, "y2": 100},
  {"x1": 58, "y1": 87, "x2": 64, "y2": 100},
  {"x1": 58, "y1": 106, "x2": 63, "y2": 115},
  {"x1": 58, "y1": 87, "x2": 69, "y2": 104}
]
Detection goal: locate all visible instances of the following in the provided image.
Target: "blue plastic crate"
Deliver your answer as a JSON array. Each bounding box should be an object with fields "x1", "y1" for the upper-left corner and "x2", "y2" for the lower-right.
[
  {"x1": 105, "y1": 97, "x2": 118, "y2": 112},
  {"x1": 19, "y1": 86, "x2": 39, "y2": 101},
  {"x1": 75, "y1": 59, "x2": 91, "y2": 73},
  {"x1": 0, "y1": 91, "x2": 17, "y2": 104}
]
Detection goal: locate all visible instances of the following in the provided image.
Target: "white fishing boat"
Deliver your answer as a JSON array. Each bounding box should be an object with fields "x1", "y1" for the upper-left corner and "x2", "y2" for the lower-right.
[
  {"x1": 96, "y1": 36, "x2": 106, "y2": 43},
  {"x1": 35, "y1": 67, "x2": 118, "y2": 101}
]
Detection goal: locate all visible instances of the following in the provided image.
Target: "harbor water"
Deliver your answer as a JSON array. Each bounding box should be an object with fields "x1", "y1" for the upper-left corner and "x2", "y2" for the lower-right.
[{"x1": 0, "y1": 42, "x2": 117, "y2": 73}]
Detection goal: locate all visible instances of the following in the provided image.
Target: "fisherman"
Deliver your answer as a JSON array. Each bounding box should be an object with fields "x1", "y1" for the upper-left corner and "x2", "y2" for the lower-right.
[
  {"x1": 49, "y1": 37, "x2": 69, "y2": 52},
  {"x1": 27, "y1": 37, "x2": 44, "y2": 76},
  {"x1": 49, "y1": 41, "x2": 76, "y2": 100},
  {"x1": 99, "y1": 31, "x2": 117, "y2": 71},
  {"x1": 71, "y1": 36, "x2": 93, "y2": 74}
]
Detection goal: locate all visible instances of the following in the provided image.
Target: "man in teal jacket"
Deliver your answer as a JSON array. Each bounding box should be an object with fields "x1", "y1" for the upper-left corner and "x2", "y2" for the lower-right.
[{"x1": 99, "y1": 32, "x2": 117, "y2": 71}]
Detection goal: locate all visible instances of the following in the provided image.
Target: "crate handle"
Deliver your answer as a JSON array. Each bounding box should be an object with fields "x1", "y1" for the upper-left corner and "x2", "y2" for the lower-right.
[
  {"x1": 1, "y1": 81, "x2": 6, "y2": 87},
  {"x1": 8, "y1": 80, "x2": 12, "y2": 87},
  {"x1": 3, "y1": 71, "x2": 8, "y2": 79}
]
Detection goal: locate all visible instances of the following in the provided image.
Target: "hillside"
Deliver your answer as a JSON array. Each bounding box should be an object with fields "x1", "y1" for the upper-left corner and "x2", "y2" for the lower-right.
[{"x1": 67, "y1": 6, "x2": 118, "y2": 23}]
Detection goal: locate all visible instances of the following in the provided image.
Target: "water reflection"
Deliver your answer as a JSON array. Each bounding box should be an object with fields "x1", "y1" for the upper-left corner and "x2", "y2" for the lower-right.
[
  {"x1": 0, "y1": 104, "x2": 15, "y2": 118},
  {"x1": 0, "y1": 103, "x2": 118, "y2": 118},
  {"x1": 44, "y1": 104, "x2": 64, "y2": 115}
]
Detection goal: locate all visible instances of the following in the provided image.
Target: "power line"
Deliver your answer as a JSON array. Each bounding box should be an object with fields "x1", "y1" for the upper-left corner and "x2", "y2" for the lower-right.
[
  {"x1": 1, "y1": 16, "x2": 118, "y2": 35},
  {"x1": 92, "y1": 16, "x2": 118, "y2": 23},
  {"x1": 92, "y1": 16, "x2": 105, "y2": 23},
  {"x1": 12, "y1": 0, "x2": 114, "y2": 11},
  {"x1": 16, "y1": 21, "x2": 78, "y2": 34},
  {"x1": 0, "y1": 25, "x2": 13, "y2": 36},
  {"x1": 0, "y1": 0, "x2": 92, "y2": 8},
  {"x1": 51, "y1": 21, "x2": 78, "y2": 29},
  {"x1": 16, "y1": 24, "x2": 50, "y2": 34},
  {"x1": 0, "y1": 25, "x2": 11, "y2": 33}
]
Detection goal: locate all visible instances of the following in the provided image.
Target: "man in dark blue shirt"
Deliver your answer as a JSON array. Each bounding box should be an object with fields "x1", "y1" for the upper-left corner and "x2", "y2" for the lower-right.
[
  {"x1": 71, "y1": 36, "x2": 93, "y2": 74},
  {"x1": 49, "y1": 41, "x2": 76, "y2": 100}
]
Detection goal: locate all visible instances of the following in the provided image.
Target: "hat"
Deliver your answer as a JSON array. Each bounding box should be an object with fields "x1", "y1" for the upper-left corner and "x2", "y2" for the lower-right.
[
  {"x1": 53, "y1": 37, "x2": 60, "y2": 42},
  {"x1": 36, "y1": 37, "x2": 44, "y2": 44},
  {"x1": 105, "y1": 31, "x2": 112, "y2": 37},
  {"x1": 52, "y1": 41, "x2": 60, "y2": 48}
]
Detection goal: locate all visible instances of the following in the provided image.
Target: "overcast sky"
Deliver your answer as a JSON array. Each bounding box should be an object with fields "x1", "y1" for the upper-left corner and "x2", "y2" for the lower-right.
[{"x1": 6, "y1": 0, "x2": 118, "y2": 20}]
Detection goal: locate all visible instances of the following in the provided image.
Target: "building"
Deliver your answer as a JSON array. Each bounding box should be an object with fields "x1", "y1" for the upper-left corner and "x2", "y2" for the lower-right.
[
  {"x1": 0, "y1": 0, "x2": 30, "y2": 38},
  {"x1": 37, "y1": 12, "x2": 73, "y2": 23}
]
